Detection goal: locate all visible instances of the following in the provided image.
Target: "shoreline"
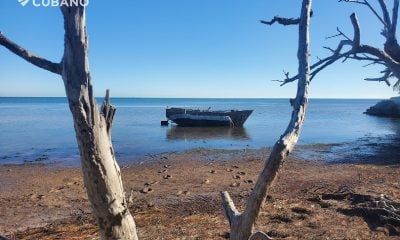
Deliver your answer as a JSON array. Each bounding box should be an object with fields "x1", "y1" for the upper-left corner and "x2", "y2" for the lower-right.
[
  {"x1": 2, "y1": 132, "x2": 399, "y2": 167},
  {"x1": 1, "y1": 139, "x2": 399, "y2": 239}
]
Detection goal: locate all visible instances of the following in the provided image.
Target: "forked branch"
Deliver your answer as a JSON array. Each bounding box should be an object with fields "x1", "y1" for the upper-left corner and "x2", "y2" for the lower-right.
[
  {"x1": 364, "y1": 68, "x2": 392, "y2": 86},
  {"x1": 276, "y1": 10, "x2": 400, "y2": 87},
  {"x1": 0, "y1": 31, "x2": 62, "y2": 75},
  {"x1": 221, "y1": 1, "x2": 312, "y2": 239}
]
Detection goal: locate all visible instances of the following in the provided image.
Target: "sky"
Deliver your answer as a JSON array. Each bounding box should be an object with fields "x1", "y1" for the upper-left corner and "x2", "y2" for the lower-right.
[{"x1": 0, "y1": 0, "x2": 398, "y2": 98}]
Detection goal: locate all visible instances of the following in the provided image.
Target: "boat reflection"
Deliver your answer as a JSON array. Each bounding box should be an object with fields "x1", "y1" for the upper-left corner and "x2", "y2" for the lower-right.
[{"x1": 166, "y1": 126, "x2": 250, "y2": 140}]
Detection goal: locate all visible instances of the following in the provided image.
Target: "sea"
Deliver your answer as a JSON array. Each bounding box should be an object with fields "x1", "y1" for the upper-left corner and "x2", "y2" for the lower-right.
[{"x1": 0, "y1": 97, "x2": 399, "y2": 166}]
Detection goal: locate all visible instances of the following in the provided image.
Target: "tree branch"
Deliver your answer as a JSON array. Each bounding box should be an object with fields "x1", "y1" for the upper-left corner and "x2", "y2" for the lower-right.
[
  {"x1": 390, "y1": 0, "x2": 399, "y2": 39},
  {"x1": 377, "y1": 0, "x2": 392, "y2": 29},
  {"x1": 220, "y1": 191, "x2": 240, "y2": 226},
  {"x1": 260, "y1": 16, "x2": 300, "y2": 26},
  {"x1": 261, "y1": 11, "x2": 314, "y2": 26},
  {"x1": 100, "y1": 89, "x2": 116, "y2": 136},
  {"x1": 0, "y1": 31, "x2": 62, "y2": 75},
  {"x1": 364, "y1": 68, "x2": 392, "y2": 86},
  {"x1": 277, "y1": 11, "x2": 400, "y2": 86},
  {"x1": 249, "y1": 232, "x2": 272, "y2": 240},
  {"x1": 351, "y1": 13, "x2": 361, "y2": 49},
  {"x1": 339, "y1": 0, "x2": 387, "y2": 26}
]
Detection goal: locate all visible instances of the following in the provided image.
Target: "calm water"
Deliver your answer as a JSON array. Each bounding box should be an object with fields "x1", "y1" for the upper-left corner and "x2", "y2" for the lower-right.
[{"x1": 0, "y1": 97, "x2": 399, "y2": 165}]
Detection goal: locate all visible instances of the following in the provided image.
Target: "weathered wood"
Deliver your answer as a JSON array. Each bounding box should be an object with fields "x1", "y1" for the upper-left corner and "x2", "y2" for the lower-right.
[
  {"x1": 0, "y1": 32, "x2": 61, "y2": 74},
  {"x1": 60, "y1": 5, "x2": 138, "y2": 240},
  {"x1": 101, "y1": 89, "x2": 117, "y2": 136},
  {"x1": 248, "y1": 232, "x2": 272, "y2": 240},
  {"x1": 280, "y1": 0, "x2": 400, "y2": 93},
  {"x1": 221, "y1": 0, "x2": 312, "y2": 239},
  {"x1": 0, "y1": 3, "x2": 139, "y2": 240}
]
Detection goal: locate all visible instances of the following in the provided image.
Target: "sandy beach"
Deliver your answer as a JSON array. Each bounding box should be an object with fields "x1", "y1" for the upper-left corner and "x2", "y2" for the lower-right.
[{"x1": 1, "y1": 140, "x2": 399, "y2": 240}]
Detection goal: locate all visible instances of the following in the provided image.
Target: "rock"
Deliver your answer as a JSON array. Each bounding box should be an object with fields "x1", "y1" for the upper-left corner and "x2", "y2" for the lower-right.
[
  {"x1": 244, "y1": 179, "x2": 254, "y2": 184},
  {"x1": 209, "y1": 170, "x2": 216, "y2": 174},
  {"x1": 230, "y1": 182, "x2": 240, "y2": 187},
  {"x1": 226, "y1": 168, "x2": 233, "y2": 172},
  {"x1": 237, "y1": 171, "x2": 246, "y2": 175},
  {"x1": 365, "y1": 97, "x2": 400, "y2": 118},
  {"x1": 145, "y1": 181, "x2": 158, "y2": 186},
  {"x1": 158, "y1": 169, "x2": 167, "y2": 173},
  {"x1": 177, "y1": 190, "x2": 190, "y2": 196},
  {"x1": 140, "y1": 187, "x2": 153, "y2": 194},
  {"x1": 164, "y1": 164, "x2": 171, "y2": 168},
  {"x1": 203, "y1": 179, "x2": 210, "y2": 184},
  {"x1": 163, "y1": 174, "x2": 171, "y2": 179},
  {"x1": 233, "y1": 175, "x2": 241, "y2": 179}
]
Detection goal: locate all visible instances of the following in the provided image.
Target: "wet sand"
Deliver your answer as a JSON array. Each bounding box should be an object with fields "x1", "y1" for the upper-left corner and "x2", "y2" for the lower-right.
[{"x1": 0, "y1": 142, "x2": 399, "y2": 239}]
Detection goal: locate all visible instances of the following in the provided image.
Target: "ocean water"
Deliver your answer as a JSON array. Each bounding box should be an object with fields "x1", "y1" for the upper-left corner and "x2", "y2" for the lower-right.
[{"x1": 0, "y1": 97, "x2": 399, "y2": 165}]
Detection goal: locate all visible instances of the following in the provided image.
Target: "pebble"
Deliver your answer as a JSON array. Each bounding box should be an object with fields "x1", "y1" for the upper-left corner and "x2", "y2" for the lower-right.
[
  {"x1": 237, "y1": 171, "x2": 246, "y2": 175},
  {"x1": 158, "y1": 169, "x2": 167, "y2": 173},
  {"x1": 203, "y1": 179, "x2": 210, "y2": 184},
  {"x1": 226, "y1": 168, "x2": 233, "y2": 172},
  {"x1": 140, "y1": 187, "x2": 153, "y2": 194},
  {"x1": 209, "y1": 170, "x2": 216, "y2": 174},
  {"x1": 144, "y1": 181, "x2": 158, "y2": 186},
  {"x1": 163, "y1": 174, "x2": 171, "y2": 179},
  {"x1": 244, "y1": 179, "x2": 254, "y2": 184},
  {"x1": 233, "y1": 175, "x2": 241, "y2": 179},
  {"x1": 230, "y1": 182, "x2": 240, "y2": 187},
  {"x1": 164, "y1": 164, "x2": 171, "y2": 169},
  {"x1": 177, "y1": 190, "x2": 190, "y2": 196}
]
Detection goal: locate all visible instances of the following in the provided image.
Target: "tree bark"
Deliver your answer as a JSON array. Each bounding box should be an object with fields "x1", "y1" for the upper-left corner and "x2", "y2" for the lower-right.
[
  {"x1": 221, "y1": 0, "x2": 312, "y2": 239},
  {"x1": 0, "y1": 4, "x2": 138, "y2": 240},
  {"x1": 60, "y1": 5, "x2": 138, "y2": 240}
]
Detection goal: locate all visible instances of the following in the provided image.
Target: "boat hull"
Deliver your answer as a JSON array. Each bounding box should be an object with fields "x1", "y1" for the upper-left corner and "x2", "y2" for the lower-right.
[{"x1": 166, "y1": 108, "x2": 253, "y2": 127}]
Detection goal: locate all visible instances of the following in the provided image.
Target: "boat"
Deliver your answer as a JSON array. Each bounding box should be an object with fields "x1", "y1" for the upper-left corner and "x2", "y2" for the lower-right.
[{"x1": 166, "y1": 107, "x2": 253, "y2": 127}]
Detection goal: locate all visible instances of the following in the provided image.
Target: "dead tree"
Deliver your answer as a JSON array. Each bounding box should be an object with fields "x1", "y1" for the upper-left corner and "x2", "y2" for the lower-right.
[
  {"x1": 0, "y1": 4, "x2": 138, "y2": 240},
  {"x1": 269, "y1": 0, "x2": 400, "y2": 93},
  {"x1": 220, "y1": 0, "x2": 312, "y2": 239}
]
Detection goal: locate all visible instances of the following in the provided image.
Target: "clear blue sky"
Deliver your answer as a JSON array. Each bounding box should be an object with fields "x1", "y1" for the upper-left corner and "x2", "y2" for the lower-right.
[{"x1": 0, "y1": 0, "x2": 397, "y2": 98}]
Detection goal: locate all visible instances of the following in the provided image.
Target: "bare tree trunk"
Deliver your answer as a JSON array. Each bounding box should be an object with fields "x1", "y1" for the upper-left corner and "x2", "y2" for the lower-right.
[
  {"x1": 60, "y1": 6, "x2": 138, "y2": 240},
  {"x1": 221, "y1": 0, "x2": 312, "y2": 239},
  {"x1": 0, "y1": 4, "x2": 138, "y2": 240}
]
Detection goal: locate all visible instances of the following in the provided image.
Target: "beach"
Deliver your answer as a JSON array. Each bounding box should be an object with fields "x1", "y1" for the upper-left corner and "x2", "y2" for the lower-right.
[
  {"x1": 1, "y1": 139, "x2": 399, "y2": 239},
  {"x1": 1, "y1": 98, "x2": 400, "y2": 239}
]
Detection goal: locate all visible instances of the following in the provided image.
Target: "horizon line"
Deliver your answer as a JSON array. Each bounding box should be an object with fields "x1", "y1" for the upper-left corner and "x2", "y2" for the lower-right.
[{"x1": 0, "y1": 96, "x2": 392, "y2": 100}]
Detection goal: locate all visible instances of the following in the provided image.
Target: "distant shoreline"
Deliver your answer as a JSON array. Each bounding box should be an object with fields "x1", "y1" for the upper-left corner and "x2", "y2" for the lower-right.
[{"x1": 0, "y1": 96, "x2": 389, "y2": 100}]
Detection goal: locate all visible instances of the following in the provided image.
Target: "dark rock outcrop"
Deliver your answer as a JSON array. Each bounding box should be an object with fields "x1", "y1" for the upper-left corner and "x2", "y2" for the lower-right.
[{"x1": 365, "y1": 97, "x2": 400, "y2": 118}]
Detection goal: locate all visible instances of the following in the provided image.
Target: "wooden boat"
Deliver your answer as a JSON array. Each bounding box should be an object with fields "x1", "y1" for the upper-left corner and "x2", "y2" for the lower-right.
[{"x1": 166, "y1": 107, "x2": 253, "y2": 127}]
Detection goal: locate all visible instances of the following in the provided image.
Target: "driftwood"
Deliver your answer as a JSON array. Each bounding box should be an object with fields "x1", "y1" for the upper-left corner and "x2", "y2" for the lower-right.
[
  {"x1": 220, "y1": 0, "x2": 313, "y2": 239},
  {"x1": 0, "y1": 3, "x2": 138, "y2": 240}
]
